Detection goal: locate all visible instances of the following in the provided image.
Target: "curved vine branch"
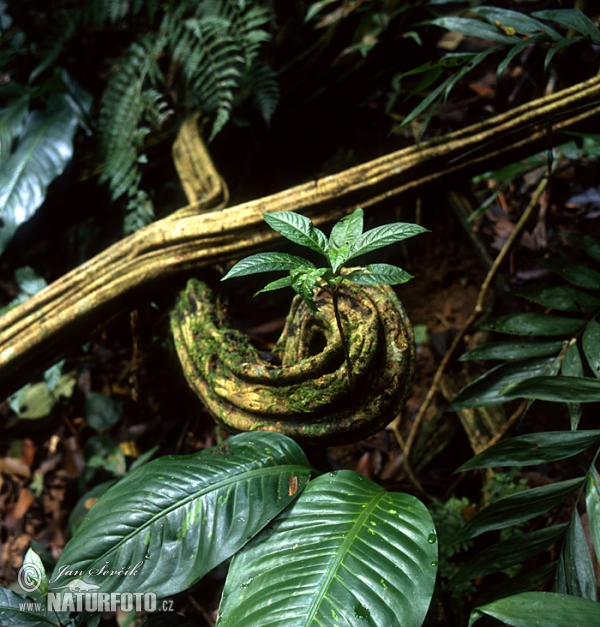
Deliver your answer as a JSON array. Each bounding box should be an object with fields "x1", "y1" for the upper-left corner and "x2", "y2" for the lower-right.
[{"x1": 1, "y1": 76, "x2": 600, "y2": 397}]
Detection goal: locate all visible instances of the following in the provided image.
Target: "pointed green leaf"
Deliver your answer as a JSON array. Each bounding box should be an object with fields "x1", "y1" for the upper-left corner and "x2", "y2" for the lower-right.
[
  {"x1": 496, "y1": 40, "x2": 530, "y2": 82},
  {"x1": 457, "y1": 430, "x2": 600, "y2": 471},
  {"x1": 452, "y1": 524, "x2": 567, "y2": 585},
  {"x1": 586, "y1": 468, "x2": 600, "y2": 565},
  {"x1": 346, "y1": 263, "x2": 413, "y2": 286},
  {"x1": 562, "y1": 341, "x2": 583, "y2": 429},
  {"x1": 456, "y1": 477, "x2": 584, "y2": 541},
  {"x1": 0, "y1": 95, "x2": 78, "y2": 255},
  {"x1": 469, "y1": 592, "x2": 600, "y2": 627},
  {"x1": 564, "y1": 513, "x2": 597, "y2": 600},
  {"x1": 396, "y1": 75, "x2": 448, "y2": 128},
  {"x1": 583, "y1": 319, "x2": 600, "y2": 378},
  {"x1": 50, "y1": 433, "x2": 311, "y2": 599},
  {"x1": 537, "y1": 258, "x2": 600, "y2": 290},
  {"x1": 511, "y1": 285, "x2": 600, "y2": 313},
  {"x1": 478, "y1": 313, "x2": 586, "y2": 336},
  {"x1": 459, "y1": 340, "x2": 564, "y2": 361},
  {"x1": 0, "y1": 588, "x2": 68, "y2": 626},
  {"x1": 430, "y1": 16, "x2": 518, "y2": 44},
  {"x1": 263, "y1": 211, "x2": 328, "y2": 255},
  {"x1": 255, "y1": 275, "x2": 292, "y2": 295},
  {"x1": 448, "y1": 357, "x2": 557, "y2": 410},
  {"x1": 327, "y1": 245, "x2": 350, "y2": 274},
  {"x1": 533, "y1": 9, "x2": 600, "y2": 44},
  {"x1": 564, "y1": 233, "x2": 600, "y2": 263},
  {"x1": 221, "y1": 252, "x2": 315, "y2": 280},
  {"x1": 555, "y1": 553, "x2": 568, "y2": 594},
  {"x1": 472, "y1": 7, "x2": 562, "y2": 40},
  {"x1": 348, "y1": 223, "x2": 428, "y2": 259},
  {"x1": 329, "y1": 207, "x2": 363, "y2": 249},
  {"x1": 502, "y1": 375, "x2": 600, "y2": 403},
  {"x1": 22, "y1": 548, "x2": 48, "y2": 596},
  {"x1": 216, "y1": 470, "x2": 437, "y2": 627}
]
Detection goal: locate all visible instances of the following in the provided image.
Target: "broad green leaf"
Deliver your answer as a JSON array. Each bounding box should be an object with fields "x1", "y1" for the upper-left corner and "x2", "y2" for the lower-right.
[
  {"x1": 502, "y1": 375, "x2": 600, "y2": 403},
  {"x1": 255, "y1": 275, "x2": 292, "y2": 295},
  {"x1": 472, "y1": 7, "x2": 562, "y2": 40},
  {"x1": 221, "y1": 252, "x2": 315, "y2": 280},
  {"x1": 583, "y1": 319, "x2": 600, "y2": 378},
  {"x1": 478, "y1": 312, "x2": 586, "y2": 336},
  {"x1": 348, "y1": 223, "x2": 428, "y2": 259},
  {"x1": 586, "y1": 468, "x2": 600, "y2": 564},
  {"x1": 469, "y1": 591, "x2": 600, "y2": 627},
  {"x1": 565, "y1": 233, "x2": 600, "y2": 263},
  {"x1": 22, "y1": 549, "x2": 48, "y2": 596},
  {"x1": 430, "y1": 17, "x2": 518, "y2": 44},
  {"x1": 0, "y1": 588, "x2": 69, "y2": 626},
  {"x1": 459, "y1": 340, "x2": 563, "y2": 361},
  {"x1": 0, "y1": 96, "x2": 29, "y2": 162},
  {"x1": 290, "y1": 267, "x2": 327, "y2": 312},
  {"x1": 451, "y1": 524, "x2": 567, "y2": 585},
  {"x1": 329, "y1": 207, "x2": 363, "y2": 249},
  {"x1": 564, "y1": 513, "x2": 597, "y2": 600},
  {"x1": 448, "y1": 357, "x2": 556, "y2": 410},
  {"x1": 537, "y1": 258, "x2": 600, "y2": 290},
  {"x1": 216, "y1": 470, "x2": 437, "y2": 627},
  {"x1": 66, "y1": 480, "x2": 117, "y2": 536},
  {"x1": 0, "y1": 94, "x2": 78, "y2": 255},
  {"x1": 263, "y1": 211, "x2": 328, "y2": 255},
  {"x1": 455, "y1": 477, "x2": 584, "y2": 541},
  {"x1": 51, "y1": 432, "x2": 311, "y2": 598},
  {"x1": 346, "y1": 263, "x2": 413, "y2": 286},
  {"x1": 457, "y1": 431, "x2": 600, "y2": 471},
  {"x1": 562, "y1": 341, "x2": 583, "y2": 429},
  {"x1": 511, "y1": 285, "x2": 600, "y2": 313},
  {"x1": 533, "y1": 9, "x2": 600, "y2": 44}
]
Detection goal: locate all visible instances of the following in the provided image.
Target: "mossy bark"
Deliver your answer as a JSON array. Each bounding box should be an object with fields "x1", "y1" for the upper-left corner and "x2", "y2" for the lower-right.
[{"x1": 171, "y1": 279, "x2": 416, "y2": 445}]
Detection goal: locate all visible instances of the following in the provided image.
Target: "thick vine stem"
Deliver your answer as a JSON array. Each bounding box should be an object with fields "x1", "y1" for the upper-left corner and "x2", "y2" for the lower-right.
[
  {"x1": 171, "y1": 279, "x2": 415, "y2": 445},
  {"x1": 1, "y1": 77, "x2": 600, "y2": 397}
]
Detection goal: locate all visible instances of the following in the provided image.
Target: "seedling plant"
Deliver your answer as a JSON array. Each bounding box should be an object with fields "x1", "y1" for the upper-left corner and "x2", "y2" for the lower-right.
[{"x1": 221, "y1": 207, "x2": 428, "y2": 388}]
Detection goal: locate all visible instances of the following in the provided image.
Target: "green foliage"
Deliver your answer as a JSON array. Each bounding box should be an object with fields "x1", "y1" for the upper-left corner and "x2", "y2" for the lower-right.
[
  {"x1": 396, "y1": 7, "x2": 600, "y2": 134},
  {"x1": 3, "y1": 433, "x2": 437, "y2": 626}
]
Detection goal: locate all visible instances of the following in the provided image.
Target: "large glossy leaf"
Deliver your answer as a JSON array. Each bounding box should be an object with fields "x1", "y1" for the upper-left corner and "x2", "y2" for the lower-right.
[
  {"x1": 477, "y1": 313, "x2": 586, "y2": 336},
  {"x1": 583, "y1": 319, "x2": 600, "y2": 378},
  {"x1": 455, "y1": 477, "x2": 584, "y2": 542},
  {"x1": 222, "y1": 252, "x2": 315, "y2": 280},
  {"x1": 502, "y1": 375, "x2": 600, "y2": 402},
  {"x1": 448, "y1": 357, "x2": 556, "y2": 410},
  {"x1": 457, "y1": 430, "x2": 600, "y2": 471},
  {"x1": 50, "y1": 433, "x2": 311, "y2": 599},
  {"x1": 329, "y1": 208, "x2": 363, "y2": 249},
  {"x1": 562, "y1": 341, "x2": 583, "y2": 429},
  {"x1": 0, "y1": 96, "x2": 29, "y2": 162},
  {"x1": 511, "y1": 285, "x2": 600, "y2": 313},
  {"x1": 469, "y1": 591, "x2": 600, "y2": 627},
  {"x1": 0, "y1": 588, "x2": 69, "y2": 626},
  {"x1": 263, "y1": 211, "x2": 328, "y2": 255},
  {"x1": 430, "y1": 17, "x2": 517, "y2": 44},
  {"x1": 348, "y1": 223, "x2": 429, "y2": 260},
  {"x1": 451, "y1": 524, "x2": 567, "y2": 585},
  {"x1": 586, "y1": 468, "x2": 600, "y2": 564},
  {"x1": 459, "y1": 340, "x2": 563, "y2": 361},
  {"x1": 0, "y1": 94, "x2": 78, "y2": 255},
  {"x1": 472, "y1": 6, "x2": 562, "y2": 40},
  {"x1": 533, "y1": 9, "x2": 600, "y2": 44},
  {"x1": 564, "y1": 513, "x2": 597, "y2": 600},
  {"x1": 216, "y1": 470, "x2": 437, "y2": 627},
  {"x1": 537, "y1": 258, "x2": 600, "y2": 290}
]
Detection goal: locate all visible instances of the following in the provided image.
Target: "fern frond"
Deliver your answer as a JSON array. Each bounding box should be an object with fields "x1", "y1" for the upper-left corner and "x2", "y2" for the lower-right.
[
  {"x1": 171, "y1": 14, "x2": 244, "y2": 139},
  {"x1": 245, "y1": 60, "x2": 279, "y2": 124},
  {"x1": 98, "y1": 35, "x2": 166, "y2": 200}
]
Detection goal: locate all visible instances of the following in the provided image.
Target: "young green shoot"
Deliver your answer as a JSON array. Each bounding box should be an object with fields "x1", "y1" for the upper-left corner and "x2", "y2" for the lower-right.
[{"x1": 221, "y1": 207, "x2": 428, "y2": 390}]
